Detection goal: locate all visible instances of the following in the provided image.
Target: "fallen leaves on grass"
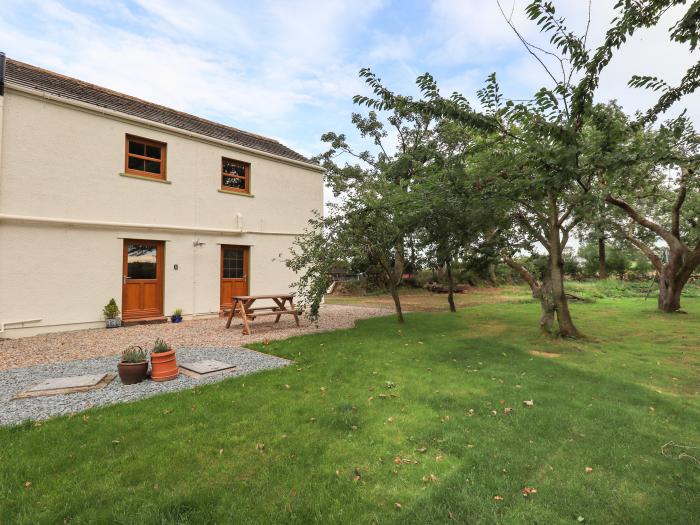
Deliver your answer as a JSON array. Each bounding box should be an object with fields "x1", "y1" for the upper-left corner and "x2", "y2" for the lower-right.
[
  {"x1": 255, "y1": 443, "x2": 265, "y2": 452},
  {"x1": 523, "y1": 400, "x2": 534, "y2": 407},
  {"x1": 387, "y1": 416, "x2": 395, "y2": 423},
  {"x1": 493, "y1": 495, "x2": 503, "y2": 501},
  {"x1": 24, "y1": 481, "x2": 32, "y2": 488},
  {"x1": 353, "y1": 467, "x2": 362, "y2": 482},
  {"x1": 422, "y1": 474, "x2": 439, "y2": 483},
  {"x1": 504, "y1": 407, "x2": 513, "y2": 415},
  {"x1": 585, "y1": 467, "x2": 593, "y2": 473},
  {"x1": 521, "y1": 487, "x2": 538, "y2": 497},
  {"x1": 395, "y1": 502, "x2": 402, "y2": 510}
]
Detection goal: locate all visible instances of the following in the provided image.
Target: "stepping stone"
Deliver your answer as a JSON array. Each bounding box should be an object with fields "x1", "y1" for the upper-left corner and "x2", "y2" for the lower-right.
[
  {"x1": 180, "y1": 360, "x2": 237, "y2": 378},
  {"x1": 14, "y1": 373, "x2": 114, "y2": 399}
]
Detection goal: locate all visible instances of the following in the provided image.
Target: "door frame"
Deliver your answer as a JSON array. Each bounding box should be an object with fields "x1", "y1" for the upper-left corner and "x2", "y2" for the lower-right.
[
  {"x1": 220, "y1": 244, "x2": 250, "y2": 310},
  {"x1": 122, "y1": 239, "x2": 165, "y2": 320}
]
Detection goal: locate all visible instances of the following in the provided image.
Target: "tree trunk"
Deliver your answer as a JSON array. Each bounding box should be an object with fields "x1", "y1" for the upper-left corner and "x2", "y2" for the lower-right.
[
  {"x1": 387, "y1": 277, "x2": 404, "y2": 323},
  {"x1": 658, "y1": 266, "x2": 686, "y2": 313},
  {"x1": 597, "y1": 235, "x2": 607, "y2": 279},
  {"x1": 446, "y1": 259, "x2": 456, "y2": 312},
  {"x1": 538, "y1": 273, "x2": 556, "y2": 334},
  {"x1": 488, "y1": 262, "x2": 498, "y2": 285},
  {"x1": 547, "y1": 195, "x2": 581, "y2": 338},
  {"x1": 501, "y1": 254, "x2": 555, "y2": 334}
]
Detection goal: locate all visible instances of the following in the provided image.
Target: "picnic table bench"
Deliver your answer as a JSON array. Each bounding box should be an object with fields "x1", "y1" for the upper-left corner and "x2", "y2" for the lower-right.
[{"x1": 225, "y1": 294, "x2": 301, "y2": 335}]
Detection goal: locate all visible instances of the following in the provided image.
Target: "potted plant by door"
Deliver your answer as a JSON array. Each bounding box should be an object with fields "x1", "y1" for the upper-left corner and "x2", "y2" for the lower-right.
[
  {"x1": 103, "y1": 298, "x2": 121, "y2": 328},
  {"x1": 150, "y1": 338, "x2": 179, "y2": 381},
  {"x1": 117, "y1": 345, "x2": 149, "y2": 385},
  {"x1": 171, "y1": 308, "x2": 183, "y2": 323}
]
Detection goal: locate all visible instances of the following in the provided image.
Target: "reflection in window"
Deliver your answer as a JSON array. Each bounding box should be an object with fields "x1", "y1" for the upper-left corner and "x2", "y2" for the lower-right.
[
  {"x1": 127, "y1": 244, "x2": 157, "y2": 279},
  {"x1": 223, "y1": 248, "x2": 244, "y2": 279},
  {"x1": 221, "y1": 158, "x2": 249, "y2": 193}
]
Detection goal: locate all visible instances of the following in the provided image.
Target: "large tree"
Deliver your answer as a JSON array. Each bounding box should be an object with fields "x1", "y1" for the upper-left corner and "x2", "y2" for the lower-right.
[{"x1": 603, "y1": 115, "x2": 700, "y2": 311}]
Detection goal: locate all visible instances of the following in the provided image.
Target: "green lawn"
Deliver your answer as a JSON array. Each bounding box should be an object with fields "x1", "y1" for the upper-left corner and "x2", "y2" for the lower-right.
[{"x1": 1, "y1": 298, "x2": 699, "y2": 524}]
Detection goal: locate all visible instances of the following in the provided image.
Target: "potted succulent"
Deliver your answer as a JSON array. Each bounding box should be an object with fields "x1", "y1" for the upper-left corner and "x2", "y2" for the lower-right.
[
  {"x1": 117, "y1": 345, "x2": 149, "y2": 385},
  {"x1": 171, "y1": 308, "x2": 183, "y2": 323},
  {"x1": 150, "y1": 338, "x2": 179, "y2": 381},
  {"x1": 103, "y1": 298, "x2": 121, "y2": 328}
]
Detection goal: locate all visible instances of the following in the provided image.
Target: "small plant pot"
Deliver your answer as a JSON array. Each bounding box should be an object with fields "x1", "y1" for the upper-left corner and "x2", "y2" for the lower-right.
[
  {"x1": 105, "y1": 317, "x2": 121, "y2": 328},
  {"x1": 170, "y1": 315, "x2": 182, "y2": 323},
  {"x1": 150, "y1": 349, "x2": 179, "y2": 381},
  {"x1": 117, "y1": 360, "x2": 148, "y2": 385}
]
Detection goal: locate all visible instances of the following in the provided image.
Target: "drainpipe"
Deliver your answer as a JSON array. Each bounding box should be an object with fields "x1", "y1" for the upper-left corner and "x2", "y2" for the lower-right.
[
  {"x1": 0, "y1": 52, "x2": 6, "y2": 177},
  {"x1": 0, "y1": 53, "x2": 5, "y2": 332},
  {"x1": 0, "y1": 52, "x2": 5, "y2": 194}
]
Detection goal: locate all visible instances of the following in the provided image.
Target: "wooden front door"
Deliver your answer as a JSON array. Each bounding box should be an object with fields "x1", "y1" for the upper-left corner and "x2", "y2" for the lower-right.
[
  {"x1": 220, "y1": 245, "x2": 249, "y2": 310},
  {"x1": 122, "y1": 240, "x2": 164, "y2": 320}
]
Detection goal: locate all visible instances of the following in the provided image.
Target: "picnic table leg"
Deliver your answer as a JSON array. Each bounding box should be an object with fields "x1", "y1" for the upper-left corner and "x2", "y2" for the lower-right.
[
  {"x1": 289, "y1": 297, "x2": 301, "y2": 327},
  {"x1": 225, "y1": 299, "x2": 238, "y2": 329},
  {"x1": 240, "y1": 299, "x2": 254, "y2": 335},
  {"x1": 272, "y1": 298, "x2": 285, "y2": 323}
]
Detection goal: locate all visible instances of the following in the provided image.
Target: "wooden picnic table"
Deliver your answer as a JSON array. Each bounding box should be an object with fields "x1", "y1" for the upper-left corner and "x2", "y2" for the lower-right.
[{"x1": 225, "y1": 294, "x2": 301, "y2": 335}]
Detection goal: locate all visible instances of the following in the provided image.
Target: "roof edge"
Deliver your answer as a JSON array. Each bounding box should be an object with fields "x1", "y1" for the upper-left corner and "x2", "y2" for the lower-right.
[{"x1": 8, "y1": 82, "x2": 326, "y2": 173}]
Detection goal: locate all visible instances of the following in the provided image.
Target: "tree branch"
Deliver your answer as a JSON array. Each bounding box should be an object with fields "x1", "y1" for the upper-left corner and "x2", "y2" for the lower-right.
[
  {"x1": 606, "y1": 194, "x2": 683, "y2": 251},
  {"x1": 613, "y1": 222, "x2": 664, "y2": 274}
]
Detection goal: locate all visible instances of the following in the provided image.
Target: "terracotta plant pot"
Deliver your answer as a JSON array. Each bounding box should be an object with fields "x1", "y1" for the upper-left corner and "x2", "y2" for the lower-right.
[
  {"x1": 150, "y1": 349, "x2": 179, "y2": 382},
  {"x1": 117, "y1": 360, "x2": 148, "y2": 385}
]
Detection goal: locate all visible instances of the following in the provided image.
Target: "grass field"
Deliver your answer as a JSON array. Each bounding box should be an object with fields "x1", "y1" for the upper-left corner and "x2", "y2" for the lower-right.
[{"x1": 1, "y1": 296, "x2": 699, "y2": 524}]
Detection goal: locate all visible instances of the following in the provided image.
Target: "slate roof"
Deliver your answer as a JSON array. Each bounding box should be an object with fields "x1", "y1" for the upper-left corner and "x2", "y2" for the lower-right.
[{"x1": 4, "y1": 58, "x2": 316, "y2": 166}]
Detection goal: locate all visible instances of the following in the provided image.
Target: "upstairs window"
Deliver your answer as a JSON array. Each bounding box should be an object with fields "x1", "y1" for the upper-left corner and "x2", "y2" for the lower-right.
[
  {"x1": 221, "y1": 158, "x2": 250, "y2": 194},
  {"x1": 125, "y1": 135, "x2": 167, "y2": 180}
]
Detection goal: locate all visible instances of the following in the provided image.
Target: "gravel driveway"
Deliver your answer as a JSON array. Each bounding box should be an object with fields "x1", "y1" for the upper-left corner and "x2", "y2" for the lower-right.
[{"x1": 0, "y1": 305, "x2": 388, "y2": 371}]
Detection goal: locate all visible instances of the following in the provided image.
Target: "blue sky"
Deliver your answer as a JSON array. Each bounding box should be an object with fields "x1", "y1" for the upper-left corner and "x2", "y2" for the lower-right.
[{"x1": 2, "y1": 0, "x2": 698, "y2": 166}]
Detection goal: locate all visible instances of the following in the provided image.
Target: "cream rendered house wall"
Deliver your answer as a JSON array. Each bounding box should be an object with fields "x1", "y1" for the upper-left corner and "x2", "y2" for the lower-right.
[{"x1": 0, "y1": 88, "x2": 323, "y2": 337}]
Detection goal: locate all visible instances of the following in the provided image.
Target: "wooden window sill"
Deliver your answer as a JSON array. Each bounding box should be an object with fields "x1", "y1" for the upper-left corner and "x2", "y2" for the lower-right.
[
  {"x1": 119, "y1": 172, "x2": 172, "y2": 184},
  {"x1": 218, "y1": 189, "x2": 254, "y2": 198}
]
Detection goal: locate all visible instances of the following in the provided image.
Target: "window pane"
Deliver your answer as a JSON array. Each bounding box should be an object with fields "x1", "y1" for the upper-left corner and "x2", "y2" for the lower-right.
[
  {"x1": 222, "y1": 175, "x2": 246, "y2": 190},
  {"x1": 145, "y1": 160, "x2": 161, "y2": 174},
  {"x1": 223, "y1": 248, "x2": 244, "y2": 278},
  {"x1": 128, "y1": 157, "x2": 145, "y2": 171},
  {"x1": 127, "y1": 244, "x2": 157, "y2": 279},
  {"x1": 128, "y1": 141, "x2": 145, "y2": 156},
  {"x1": 223, "y1": 160, "x2": 246, "y2": 177},
  {"x1": 145, "y1": 145, "x2": 162, "y2": 159}
]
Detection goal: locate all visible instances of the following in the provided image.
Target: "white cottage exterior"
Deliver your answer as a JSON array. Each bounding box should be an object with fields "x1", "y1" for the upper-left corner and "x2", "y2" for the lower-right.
[{"x1": 0, "y1": 55, "x2": 324, "y2": 337}]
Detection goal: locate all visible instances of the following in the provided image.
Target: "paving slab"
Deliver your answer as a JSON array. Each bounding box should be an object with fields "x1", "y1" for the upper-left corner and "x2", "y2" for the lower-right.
[
  {"x1": 26, "y1": 373, "x2": 108, "y2": 392},
  {"x1": 180, "y1": 360, "x2": 237, "y2": 375},
  {"x1": 14, "y1": 374, "x2": 114, "y2": 399}
]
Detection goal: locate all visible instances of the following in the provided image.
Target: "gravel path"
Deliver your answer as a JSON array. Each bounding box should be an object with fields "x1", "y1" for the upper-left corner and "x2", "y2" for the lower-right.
[
  {"x1": 0, "y1": 347, "x2": 289, "y2": 426},
  {"x1": 0, "y1": 304, "x2": 388, "y2": 371}
]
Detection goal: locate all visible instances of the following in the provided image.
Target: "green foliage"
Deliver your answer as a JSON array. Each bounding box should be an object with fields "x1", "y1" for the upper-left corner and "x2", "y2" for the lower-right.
[
  {"x1": 152, "y1": 338, "x2": 170, "y2": 353},
  {"x1": 102, "y1": 298, "x2": 120, "y2": 319},
  {"x1": 120, "y1": 345, "x2": 148, "y2": 363},
  {"x1": 172, "y1": 308, "x2": 183, "y2": 317}
]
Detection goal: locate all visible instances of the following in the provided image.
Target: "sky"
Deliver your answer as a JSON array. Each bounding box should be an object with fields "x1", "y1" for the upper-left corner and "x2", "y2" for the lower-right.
[{"x1": 2, "y1": 0, "x2": 698, "y2": 178}]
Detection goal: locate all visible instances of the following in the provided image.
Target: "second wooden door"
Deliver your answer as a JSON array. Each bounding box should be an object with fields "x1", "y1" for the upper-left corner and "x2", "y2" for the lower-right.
[{"x1": 220, "y1": 245, "x2": 249, "y2": 310}]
